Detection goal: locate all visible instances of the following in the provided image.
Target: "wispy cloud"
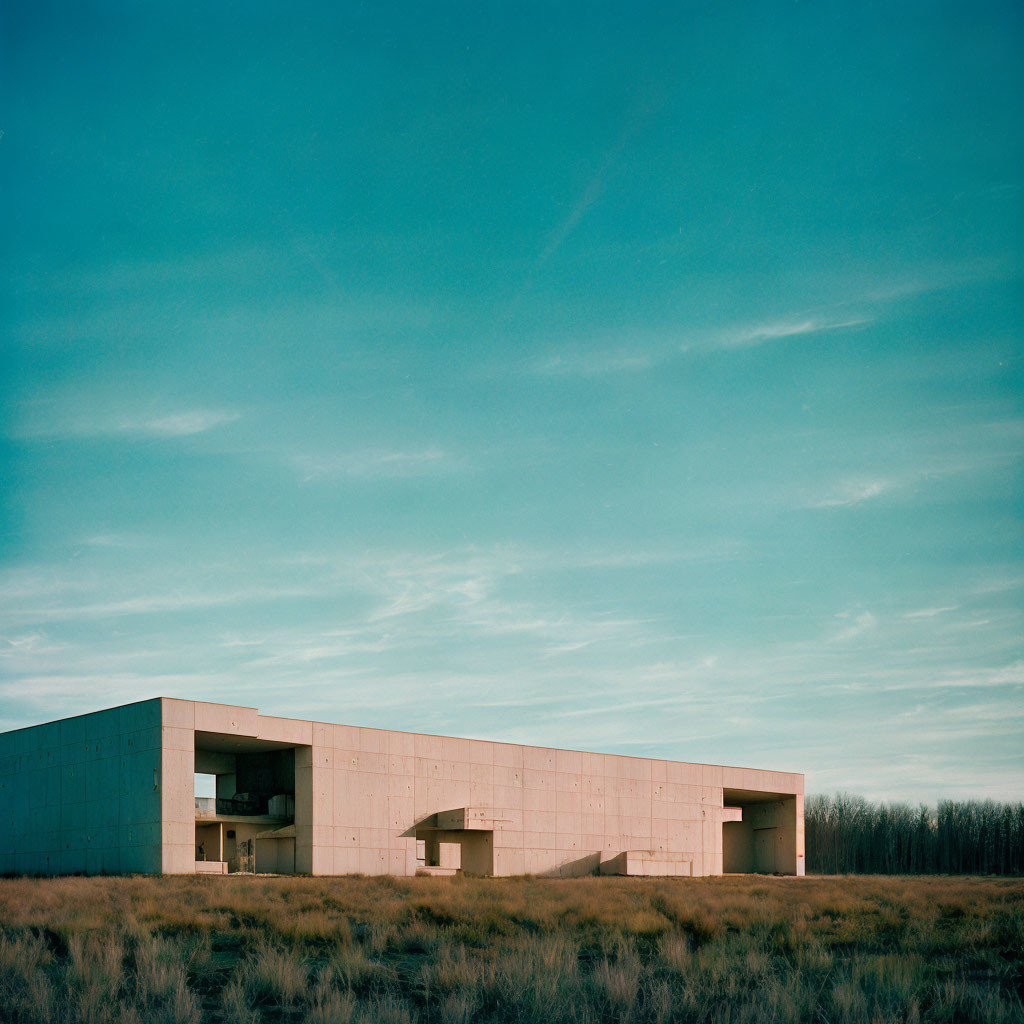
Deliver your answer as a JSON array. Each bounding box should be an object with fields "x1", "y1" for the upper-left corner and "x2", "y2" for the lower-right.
[
  {"x1": 524, "y1": 314, "x2": 875, "y2": 379},
  {"x1": 141, "y1": 410, "x2": 240, "y2": 436},
  {"x1": 719, "y1": 317, "x2": 872, "y2": 350},
  {"x1": 523, "y1": 316, "x2": 872, "y2": 377},
  {"x1": 82, "y1": 533, "x2": 148, "y2": 549},
  {"x1": 6, "y1": 584, "x2": 324, "y2": 623},
  {"x1": 840, "y1": 661, "x2": 1024, "y2": 694},
  {"x1": 14, "y1": 406, "x2": 240, "y2": 441},
  {"x1": 903, "y1": 606, "x2": 959, "y2": 620},
  {"x1": 291, "y1": 448, "x2": 454, "y2": 482},
  {"x1": 860, "y1": 256, "x2": 1019, "y2": 305},
  {"x1": 829, "y1": 610, "x2": 878, "y2": 644},
  {"x1": 529, "y1": 350, "x2": 654, "y2": 377},
  {"x1": 0, "y1": 542, "x2": 734, "y2": 630},
  {"x1": 808, "y1": 479, "x2": 891, "y2": 509},
  {"x1": 2, "y1": 544, "x2": 1021, "y2": 801},
  {"x1": 536, "y1": 113, "x2": 652, "y2": 268},
  {"x1": 803, "y1": 449, "x2": 990, "y2": 511}
]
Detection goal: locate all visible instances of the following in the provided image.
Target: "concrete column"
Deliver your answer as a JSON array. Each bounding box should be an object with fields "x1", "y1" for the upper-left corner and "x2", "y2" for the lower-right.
[{"x1": 160, "y1": 698, "x2": 198, "y2": 874}]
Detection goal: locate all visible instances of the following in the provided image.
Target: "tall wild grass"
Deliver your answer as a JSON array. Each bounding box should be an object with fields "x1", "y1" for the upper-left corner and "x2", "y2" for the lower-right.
[{"x1": 1, "y1": 874, "x2": 1021, "y2": 1022}]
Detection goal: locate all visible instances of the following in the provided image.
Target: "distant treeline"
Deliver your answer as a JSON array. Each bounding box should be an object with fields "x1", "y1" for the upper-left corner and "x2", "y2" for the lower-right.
[{"x1": 805, "y1": 794, "x2": 1024, "y2": 875}]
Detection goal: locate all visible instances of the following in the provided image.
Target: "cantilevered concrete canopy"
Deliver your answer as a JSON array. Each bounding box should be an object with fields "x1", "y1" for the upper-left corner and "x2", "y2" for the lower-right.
[{"x1": 0, "y1": 698, "x2": 804, "y2": 878}]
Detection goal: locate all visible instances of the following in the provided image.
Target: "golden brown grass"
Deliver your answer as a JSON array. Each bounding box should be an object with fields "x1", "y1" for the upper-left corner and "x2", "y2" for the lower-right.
[{"x1": 0, "y1": 874, "x2": 1021, "y2": 1023}]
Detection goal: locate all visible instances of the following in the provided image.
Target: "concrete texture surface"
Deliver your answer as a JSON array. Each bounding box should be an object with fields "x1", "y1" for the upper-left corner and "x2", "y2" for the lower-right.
[{"x1": 0, "y1": 699, "x2": 165, "y2": 875}]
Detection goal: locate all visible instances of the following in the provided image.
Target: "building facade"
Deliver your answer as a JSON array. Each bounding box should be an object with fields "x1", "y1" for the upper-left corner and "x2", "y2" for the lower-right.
[{"x1": 0, "y1": 699, "x2": 805, "y2": 878}]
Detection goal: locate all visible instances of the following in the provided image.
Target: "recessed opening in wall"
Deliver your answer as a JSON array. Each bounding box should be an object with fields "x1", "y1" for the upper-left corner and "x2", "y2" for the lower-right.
[
  {"x1": 722, "y1": 789, "x2": 798, "y2": 875},
  {"x1": 193, "y1": 733, "x2": 298, "y2": 875}
]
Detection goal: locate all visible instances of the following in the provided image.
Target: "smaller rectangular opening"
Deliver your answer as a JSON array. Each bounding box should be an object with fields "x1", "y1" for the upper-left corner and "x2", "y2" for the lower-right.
[
  {"x1": 414, "y1": 827, "x2": 494, "y2": 875},
  {"x1": 195, "y1": 773, "x2": 216, "y2": 803}
]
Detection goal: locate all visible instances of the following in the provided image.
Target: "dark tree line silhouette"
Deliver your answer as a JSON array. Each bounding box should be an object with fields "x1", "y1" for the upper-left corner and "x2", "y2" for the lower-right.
[{"x1": 805, "y1": 794, "x2": 1024, "y2": 875}]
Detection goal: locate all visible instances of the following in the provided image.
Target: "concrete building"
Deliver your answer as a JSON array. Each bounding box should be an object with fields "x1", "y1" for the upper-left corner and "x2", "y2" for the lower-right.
[{"x1": 0, "y1": 698, "x2": 805, "y2": 878}]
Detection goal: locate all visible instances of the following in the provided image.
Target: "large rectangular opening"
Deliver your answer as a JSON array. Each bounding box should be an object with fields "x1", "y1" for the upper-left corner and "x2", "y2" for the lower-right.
[
  {"x1": 193, "y1": 732, "x2": 298, "y2": 874},
  {"x1": 722, "y1": 790, "x2": 798, "y2": 875}
]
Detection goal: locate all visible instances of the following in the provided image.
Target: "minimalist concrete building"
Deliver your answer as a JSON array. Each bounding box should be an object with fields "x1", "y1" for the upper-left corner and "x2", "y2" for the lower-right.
[{"x1": 0, "y1": 699, "x2": 804, "y2": 878}]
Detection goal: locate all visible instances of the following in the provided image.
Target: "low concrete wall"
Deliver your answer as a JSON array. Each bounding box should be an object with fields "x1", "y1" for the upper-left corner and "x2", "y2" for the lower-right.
[{"x1": 601, "y1": 850, "x2": 692, "y2": 877}]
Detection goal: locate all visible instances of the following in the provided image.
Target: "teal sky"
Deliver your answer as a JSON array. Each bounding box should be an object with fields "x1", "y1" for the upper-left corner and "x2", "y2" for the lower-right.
[{"x1": 2, "y1": 1, "x2": 1022, "y2": 801}]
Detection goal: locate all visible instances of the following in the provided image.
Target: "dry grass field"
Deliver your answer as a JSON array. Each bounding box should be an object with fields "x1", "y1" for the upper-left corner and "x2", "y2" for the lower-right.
[{"x1": 0, "y1": 874, "x2": 1021, "y2": 1024}]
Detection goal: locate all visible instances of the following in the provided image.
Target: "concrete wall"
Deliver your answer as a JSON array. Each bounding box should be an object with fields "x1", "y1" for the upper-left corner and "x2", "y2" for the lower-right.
[
  {"x1": 0, "y1": 699, "x2": 165, "y2": 874},
  {"x1": 161, "y1": 699, "x2": 196, "y2": 873},
  {"x1": 292, "y1": 711, "x2": 803, "y2": 878}
]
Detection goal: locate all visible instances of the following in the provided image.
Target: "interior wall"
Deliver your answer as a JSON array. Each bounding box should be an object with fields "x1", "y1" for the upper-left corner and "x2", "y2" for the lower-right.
[
  {"x1": 723, "y1": 821, "x2": 754, "y2": 872},
  {"x1": 194, "y1": 750, "x2": 235, "y2": 775},
  {"x1": 754, "y1": 827, "x2": 778, "y2": 872},
  {"x1": 722, "y1": 798, "x2": 798, "y2": 875},
  {"x1": 223, "y1": 822, "x2": 264, "y2": 872},
  {"x1": 295, "y1": 746, "x2": 313, "y2": 874},
  {"x1": 256, "y1": 837, "x2": 295, "y2": 874},
  {"x1": 459, "y1": 831, "x2": 493, "y2": 875},
  {"x1": 194, "y1": 823, "x2": 221, "y2": 862},
  {"x1": 236, "y1": 749, "x2": 295, "y2": 798},
  {"x1": 279, "y1": 838, "x2": 295, "y2": 874}
]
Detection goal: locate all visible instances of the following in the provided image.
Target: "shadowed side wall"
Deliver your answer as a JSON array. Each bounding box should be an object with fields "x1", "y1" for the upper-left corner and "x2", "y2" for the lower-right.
[
  {"x1": 0, "y1": 700, "x2": 164, "y2": 874},
  {"x1": 746, "y1": 798, "x2": 800, "y2": 874},
  {"x1": 723, "y1": 821, "x2": 754, "y2": 872}
]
